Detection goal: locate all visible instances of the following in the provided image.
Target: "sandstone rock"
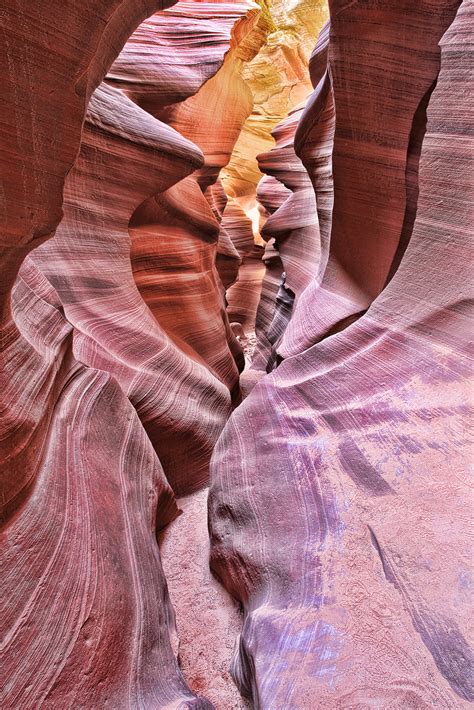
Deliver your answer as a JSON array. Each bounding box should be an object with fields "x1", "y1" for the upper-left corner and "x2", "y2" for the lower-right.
[
  {"x1": 0, "y1": 0, "x2": 175, "y2": 253},
  {"x1": 251, "y1": 176, "x2": 289, "y2": 369},
  {"x1": 282, "y1": 0, "x2": 463, "y2": 353},
  {"x1": 1, "y1": 1, "x2": 218, "y2": 706},
  {"x1": 209, "y1": 1, "x2": 473, "y2": 706},
  {"x1": 248, "y1": 103, "x2": 319, "y2": 371},
  {"x1": 2, "y1": 0, "x2": 472, "y2": 707},
  {"x1": 220, "y1": 0, "x2": 328, "y2": 346},
  {"x1": 221, "y1": 0, "x2": 328, "y2": 202},
  {"x1": 0, "y1": 1, "x2": 265, "y2": 705},
  {"x1": 128, "y1": 3, "x2": 263, "y2": 408}
]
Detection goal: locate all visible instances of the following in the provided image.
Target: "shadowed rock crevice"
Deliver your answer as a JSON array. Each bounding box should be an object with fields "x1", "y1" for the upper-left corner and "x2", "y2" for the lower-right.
[{"x1": 385, "y1": 78, "x2": 438, "y2": 287}]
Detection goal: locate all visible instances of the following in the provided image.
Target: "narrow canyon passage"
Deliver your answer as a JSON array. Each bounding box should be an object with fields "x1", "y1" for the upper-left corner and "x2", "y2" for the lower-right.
[
  {"x1": 1, "y1": 1, "x2": 473, "y2": 709},
  {"x1": 141, "y1": 5, "x2": 330, "y2": 704}
]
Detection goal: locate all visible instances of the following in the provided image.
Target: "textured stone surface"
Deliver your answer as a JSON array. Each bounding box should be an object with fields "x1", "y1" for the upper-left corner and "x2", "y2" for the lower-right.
[
  {"x1": 0, "y1": 0, "x2": 175, "y2": 252},
  {"x1": 224, "y1": 199, "x2": 266, "y2": 336},
  {"x1": 251, "y1": 176, "x2": 289, "y2": 369},
  {"x1": 26, "y1": 81, "x2": 228, "y2": 499},
  {"x1": 249, "y1": 103, "x2": 319, "y2": 370},
  {"x1": 0, "y1": 0, "x2": 218, "y2": 706},
  {"x1": 209, "y1": 1, "x2": 473, "y2": 706},
  {"x1": 1, "y1": 0, "x2": 472, "y2": 707},
  {"x1": 221, "y1": 0, "x2": 328, "y2": 201},
  {"x1": 258, "y1": 105, "x2": 319, "y2": 299},
  {"x1": 0, "y1": 1, "x2": 258, "y2": 706},
  {"x1": 219, "y1": 0, "x2": 329, "y2": 338},
  {"x1": 281, "y1": 0, "x2": 463, "y2": 355},
  {"x1": 159, "y1": 489, "x2": 250, "y2": 709},
  {"x1": 125, "y1": 1, "x2": 265, "y2": 453},
  {"x1": 1, "y1": 83, "x2": 213, "y2": 710}
]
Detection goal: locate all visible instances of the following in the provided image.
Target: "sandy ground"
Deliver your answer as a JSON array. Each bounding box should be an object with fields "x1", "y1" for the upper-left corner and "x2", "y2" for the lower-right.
[
  {"x1": 159, "y1": 489, "x2": 251, "y2": 709},
  {"x1": 242, "y1": 331, "x2": 257, "y2": 367},
  {"x1": 158, "y1": 332, "x2": 260, "y2": 708}
]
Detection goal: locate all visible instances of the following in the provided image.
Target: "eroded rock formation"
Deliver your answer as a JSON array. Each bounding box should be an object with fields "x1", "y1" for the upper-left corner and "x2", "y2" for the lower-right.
[
  {"x1": 209, "y1": 1, "x2": 474, "y2": 707},
  {"x1": 220, "y1": 0, "x2": 329, "y2": 337},
  {"x1": 1, "y1": 0, "x2": 472, "y2": 708},
  {"x1": 1, "y1": 1, "x2": 259, "y2": 706}
]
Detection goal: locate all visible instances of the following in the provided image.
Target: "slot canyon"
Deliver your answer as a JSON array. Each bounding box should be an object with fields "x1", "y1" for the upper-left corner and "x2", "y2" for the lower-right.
[{"x1": 0, "y1": 0, "x2": 473, "y2": 707}]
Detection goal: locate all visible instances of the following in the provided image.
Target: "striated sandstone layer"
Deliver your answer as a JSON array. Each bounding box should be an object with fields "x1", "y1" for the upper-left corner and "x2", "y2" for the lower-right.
[
  {"x1": 221, "y1": 0, "x2": 328, "y2": 201},
  {"x1": 219, "y1": 0, "x2": 329, "y2": 338},
  {"x1": 0, "y1": 0, "x2": 175, "y2": 255},
  {"x1": 251, "y1": 19, "x2": 334, "y2": 371},
  {"x1": 0, "y1": 1, "x2": 262, "y2": 706},
  {"x1": 24, "y1": 80, "x2": 225, "y2": 500},
  {"x1": 250, "y1": 176, "x2": 289, "y2": 370},
  {"x1": 258, "y1": 105, "x2": 319, "y2": 301},
  {"x1": 209, "y1": 1, "x2": 473, "y2": 707},
  {"x1": 2, "y1": 0, "x2": 473, "y2": 707},
  {"x1": 1, "y1": 0, "x2": 221, "y2": 707},
  {"x1": 2, "y1": 81, "x2": 211, "y2": 710},
  {"x1": 281, "y1": 0, "x2": 464, "y2": 356},
  {"x1": 224, "y1": 199, "x2": 266, "y2": 336},
  {"x1": 249, "y1": 102, "x2": 320, "y2": 371},
  {"x1": 126, "y1": 2, "x2": 263, "y2": 407}
]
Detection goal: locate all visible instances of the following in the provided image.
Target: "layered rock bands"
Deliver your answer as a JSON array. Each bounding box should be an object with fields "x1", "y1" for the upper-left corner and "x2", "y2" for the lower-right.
[
  {"x1": 210, "y1": 1, "x2": 474, "y2": 707},
  {"x1": 1, "y1": 0, "x2": 472, "y2": 709}
]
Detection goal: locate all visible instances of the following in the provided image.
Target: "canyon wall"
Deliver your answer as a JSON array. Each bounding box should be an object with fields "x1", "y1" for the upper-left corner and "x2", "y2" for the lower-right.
[
  {"x1": 210, "y1": 1, "x2": 474, "y2": 707},
  {"x1": 1, "y1": 0, "x2": 472, "y2": 708},
  {"x1": 220, "y1": 0, "x2": 329, "y2": 337},
  {"x1": 1, "y1": 1, "x2": 260, "y2": 706}
]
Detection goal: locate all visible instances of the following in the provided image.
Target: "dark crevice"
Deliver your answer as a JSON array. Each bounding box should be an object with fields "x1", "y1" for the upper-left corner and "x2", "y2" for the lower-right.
[
  {"x1": 384, "y1": 78, "x2": 438, "y2": 287},
  {"x1": 367, "y1": 525, "x2": 397, "y2": 585},
  {"x1": 265, "y1": 273, "x2": 294, "y2": 372},
  {"x1": 368, "y1": 525, "x2": 474, "y2": 702}
]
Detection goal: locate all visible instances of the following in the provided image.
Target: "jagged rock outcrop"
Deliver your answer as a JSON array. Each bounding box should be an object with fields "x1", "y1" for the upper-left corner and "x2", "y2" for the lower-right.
[{"x1": 209, "y1": 1, "x2": 473, "y2": 707}]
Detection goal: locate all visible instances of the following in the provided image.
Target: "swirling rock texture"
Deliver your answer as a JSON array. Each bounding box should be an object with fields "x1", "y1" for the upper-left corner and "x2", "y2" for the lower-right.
[
  {"x1": 1, "y1": 1, "x2": 257, "y2": 707},
  {"x1": 210, "y1": 2, "x2": 473, "y2": 709},
  {"x1": 221, "y1": 0, "x2": 328, "y2": 200},
  {"x1": 2, "y1": 0, "x2": 473, "y2": 708},
  {"x1": 220, "y1": 0, "x2": 329, "y2": 336},
  {"x1": 258, "y1": 105, "x2": 319, "y2": 300},
  {"x1": 250, "y1": 176, "x2": 289, "y2": 370},
  {"x1": 248, "y1": 103, "x2": 320, "y2": 373},
  {"x1": 1, "y1": 0, "x2": 219, "y2": 706},
  {"x1": 112, "y1": 2, "x2": 264, "y2": 405},
  {"x1": 280, "y1": 0, "x2": 468, "y2": 356},
  {"x1": 250, "y1": 18, "x2": 334, "y2": 373},
  {"x1": 224, "y1": 200, "x2": 265, "y2": 338}
]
